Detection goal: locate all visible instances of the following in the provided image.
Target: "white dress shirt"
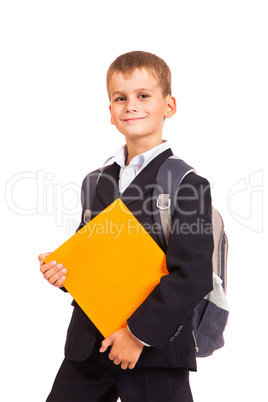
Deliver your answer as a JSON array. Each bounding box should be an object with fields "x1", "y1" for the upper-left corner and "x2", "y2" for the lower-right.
[
  {"x1": 103, "y1": 140, "x2": 171, "y2": 346},
  {"x1": 104, "y1": 140, "x2": 170, "y2": 194}
]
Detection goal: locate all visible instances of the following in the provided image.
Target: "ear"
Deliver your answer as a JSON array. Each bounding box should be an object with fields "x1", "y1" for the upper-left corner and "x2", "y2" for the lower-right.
[
  {"x1": 109, "y1": 104, "x2": 115, "y2": 125},
  {"x1": 164, "y1": 96, "x2": 177, "y2": 118}
]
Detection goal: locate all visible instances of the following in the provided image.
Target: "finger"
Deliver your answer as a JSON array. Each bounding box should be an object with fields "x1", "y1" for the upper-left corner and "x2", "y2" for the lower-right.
[
  {"x1": 120, "y1": 361, "x2": 129, "y2": 370},
  {"x1": 47, "y1": 268, "x2": 67, "y2": 286},
  {"x1": 43, "y1": 263, "x2": 63, "y2": 279},
  {"x1": 44, "y1": 264, "x2": 66, "y2": 280},
  {"x1": 99, "y1": 337, "x2": 113, "y2": 353},
  {"x1": 128, "y1": 361, "x2": 136, "y2": 370},
  {"x1": 112, "y1": 358, "x2": 121, "y2": 366},
  {"x1": 40, "y1": 260, "x2": 58, "y2": 274},
  {"x1": 42, "y1": 263, "x2": 66, "y2": 280},
  {"x1": 38, "y1": 252, "x2": 52, "y2": 266},
  {"x1": 108, "y1": 351, "x2": 115, "y2": 361},
  {"x1": 50, "y1": 274, "x2": 66, "y2": 288}
]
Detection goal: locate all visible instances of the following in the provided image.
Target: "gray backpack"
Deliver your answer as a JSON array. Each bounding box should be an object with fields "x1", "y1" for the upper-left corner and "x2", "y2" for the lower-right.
[
  {"x1": 82, "y1": 156, "x2": 229, "y2": 357},
  {"x1": 153, "y1": 156, "x2": 229, "y2": 357}
]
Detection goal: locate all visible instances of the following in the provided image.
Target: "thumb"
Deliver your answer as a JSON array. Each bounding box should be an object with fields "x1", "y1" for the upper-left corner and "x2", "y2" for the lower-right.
[
  {"x1": 99, "y1": 335, "x2": 113, "y2": 353},
  {"x1": 38, "y1": 252, "x2": 52, "y2": 266}
]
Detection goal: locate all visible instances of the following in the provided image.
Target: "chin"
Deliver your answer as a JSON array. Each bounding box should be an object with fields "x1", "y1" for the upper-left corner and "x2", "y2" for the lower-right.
[{"x1": 123, "y1": 132, "x2": 149, "y2": 139}]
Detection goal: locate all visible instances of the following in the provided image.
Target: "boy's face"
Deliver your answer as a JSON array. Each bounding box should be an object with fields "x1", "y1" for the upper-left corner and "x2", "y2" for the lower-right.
[{"x1": 108, "y1": 68, "x2": 176, "y2": 143}]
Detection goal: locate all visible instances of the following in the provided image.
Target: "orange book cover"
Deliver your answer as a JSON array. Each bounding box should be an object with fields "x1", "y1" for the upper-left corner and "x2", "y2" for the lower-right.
[{"x1": 45, "y1": 198, "x2": 168, "y2": 338}]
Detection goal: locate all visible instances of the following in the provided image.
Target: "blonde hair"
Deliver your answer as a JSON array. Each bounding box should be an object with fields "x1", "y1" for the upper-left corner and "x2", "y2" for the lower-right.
[{"x1": 106, "y1": 51, "x2": 172, "y2": 100}]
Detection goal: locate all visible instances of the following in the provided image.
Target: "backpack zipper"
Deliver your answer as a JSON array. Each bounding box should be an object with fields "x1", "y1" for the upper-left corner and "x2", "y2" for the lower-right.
[{"x1": 192, "y1": 330, "x2": 199, "y2": 353}]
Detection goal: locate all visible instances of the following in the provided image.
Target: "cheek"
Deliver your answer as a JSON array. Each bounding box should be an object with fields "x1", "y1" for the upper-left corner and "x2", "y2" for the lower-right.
[
  {"x1": 110, "y1": 109, "x2": 119, "y2": 124},
  {"x1": 110, "y1": 105, "x2": 122, "y2": 118},
  {"x1": 149, "y1": 106, "x2": 165, "y2": 123},
  {"x1": 147, "y1": 100, "x2": 164, "y2": 115}
]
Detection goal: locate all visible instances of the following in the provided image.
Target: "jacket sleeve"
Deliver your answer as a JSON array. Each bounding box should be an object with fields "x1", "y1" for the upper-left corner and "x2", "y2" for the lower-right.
[{"x1": 127, "y1": 173, "x2": 214, "y2": 350}]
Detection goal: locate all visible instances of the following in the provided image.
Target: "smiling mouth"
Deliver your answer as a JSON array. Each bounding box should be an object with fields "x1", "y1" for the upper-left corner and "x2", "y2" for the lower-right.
[{"x1": 122, "y1": 117, "x2": 146, "y2": 123}]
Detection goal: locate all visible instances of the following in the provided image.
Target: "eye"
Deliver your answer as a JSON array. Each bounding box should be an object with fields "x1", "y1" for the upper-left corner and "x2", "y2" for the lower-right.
[
  {"x1": 139, "y1": 93, "x2": 149, "y2": 99},
  {"x1": 114, "y1": 96, "x2": 126, "y2": 102}
]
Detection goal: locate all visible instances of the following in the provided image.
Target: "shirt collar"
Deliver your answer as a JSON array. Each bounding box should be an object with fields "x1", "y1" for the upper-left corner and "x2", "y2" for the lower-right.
[{"x1": 103, "y1": 140, "x2": 170, "y2": 169}]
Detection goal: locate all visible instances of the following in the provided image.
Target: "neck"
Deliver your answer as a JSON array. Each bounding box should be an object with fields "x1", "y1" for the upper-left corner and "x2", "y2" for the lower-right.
[{"x1": 125, "y1": 137, "x2": 163, "y2": 166}]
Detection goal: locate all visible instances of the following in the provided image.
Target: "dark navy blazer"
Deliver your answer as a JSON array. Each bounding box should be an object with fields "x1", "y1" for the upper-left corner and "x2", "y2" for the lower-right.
[{"x1": 64, "y1": 148, "x2": 214, "y2": 371}]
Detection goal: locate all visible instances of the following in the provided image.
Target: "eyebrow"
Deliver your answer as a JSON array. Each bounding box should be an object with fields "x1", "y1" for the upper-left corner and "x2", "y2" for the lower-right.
[{"x1": 111, "y1": 88, "x2": 153, "y2": 98}]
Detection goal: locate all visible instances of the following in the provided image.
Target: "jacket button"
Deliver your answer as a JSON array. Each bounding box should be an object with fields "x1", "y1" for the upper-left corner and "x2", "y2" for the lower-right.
[
  {"x1": 173, "y1": 325, "x2": 183, "y2": 337},
  {"x1": 169, "y1": 336, "x2": 175, "y2": 342}
]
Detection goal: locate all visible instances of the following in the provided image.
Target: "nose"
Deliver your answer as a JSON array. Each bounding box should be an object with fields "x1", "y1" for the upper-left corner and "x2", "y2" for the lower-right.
[{"x1": 126, "y1": 97, "x2": 138, "y2": 113}]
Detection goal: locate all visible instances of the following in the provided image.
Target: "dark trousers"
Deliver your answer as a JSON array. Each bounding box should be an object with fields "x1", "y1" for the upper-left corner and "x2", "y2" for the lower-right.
[{"x1": 46, "y1": 334, "x2": 193, "y2": 402}]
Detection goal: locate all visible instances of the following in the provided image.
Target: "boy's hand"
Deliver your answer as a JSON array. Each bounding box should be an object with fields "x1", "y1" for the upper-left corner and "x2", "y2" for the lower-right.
[
  {"x1": 39, "y1": 252, "x2": 67, "y2": 287},
  {"x1": 99, "y1": 328, "x2": 144, "y2": 370}
]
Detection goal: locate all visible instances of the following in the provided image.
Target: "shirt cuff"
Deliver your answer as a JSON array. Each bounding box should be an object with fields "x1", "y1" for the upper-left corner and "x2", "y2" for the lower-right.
[{"x1": 127, "y1": 325, "x2": 151, "y2": 347}]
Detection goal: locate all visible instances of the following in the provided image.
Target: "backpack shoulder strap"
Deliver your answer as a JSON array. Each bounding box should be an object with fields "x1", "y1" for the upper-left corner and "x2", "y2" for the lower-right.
[
  {"x1": 155, "y1": 156, "x2": 228, "y2": 292},
  {"x1": 81, "y1": 165, "x2": 111, "y2": 224},
  {"x1": 211, "y1": 207, "x2": 228, "y2": 292},
  {"x1": 154, "y1": 156, "x2": 195, "y2": 247}
]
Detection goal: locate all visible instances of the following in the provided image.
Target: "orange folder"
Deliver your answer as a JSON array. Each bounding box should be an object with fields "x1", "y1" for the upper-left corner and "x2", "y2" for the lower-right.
[{"x1": 45, "y1": 198, "x2": 168, "y2": 338}]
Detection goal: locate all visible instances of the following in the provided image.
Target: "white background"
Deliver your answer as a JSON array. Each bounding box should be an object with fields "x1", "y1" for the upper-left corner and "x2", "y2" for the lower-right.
[{"x1": 1, "y1": 1, "x2": 267, "y2": 401}]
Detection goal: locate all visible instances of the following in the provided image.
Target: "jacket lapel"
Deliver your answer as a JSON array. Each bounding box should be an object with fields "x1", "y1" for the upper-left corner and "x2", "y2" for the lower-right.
[
  {"x1": 121, "y1": 148, "x2": 173, "y2": 208},
  {"x1": 93, "y1": 148, "x2": 173, "y2": 212}
]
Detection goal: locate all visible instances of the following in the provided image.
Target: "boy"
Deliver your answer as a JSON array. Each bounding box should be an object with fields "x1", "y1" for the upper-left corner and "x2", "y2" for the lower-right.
[{"x1": 39, "y1": 51, "x2": 214, "y2": 402}]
